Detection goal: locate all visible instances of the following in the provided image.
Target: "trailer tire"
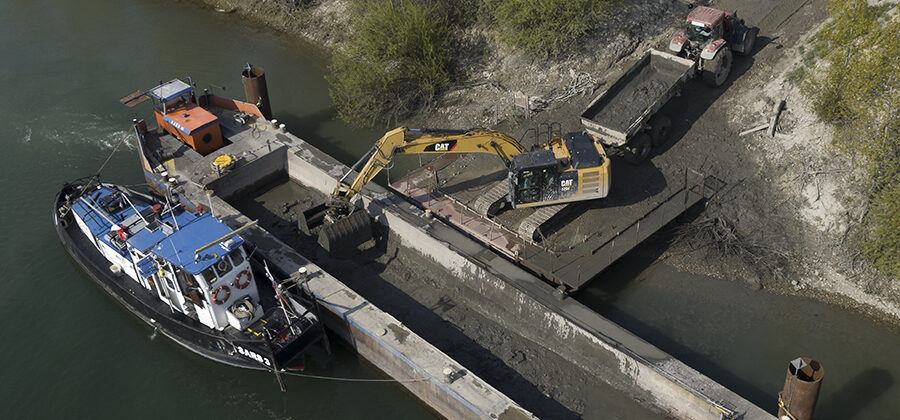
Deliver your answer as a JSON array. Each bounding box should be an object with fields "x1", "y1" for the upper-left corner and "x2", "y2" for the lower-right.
[
  {"x1": 625, "y1": 133, "x2": 652, "y2": 164},
  {"x1": 649, "y1": 115, "x2": 672, "y2": 147},
  {"x1": 702, "y1": 45, "x2": 733, "y2": 87}
]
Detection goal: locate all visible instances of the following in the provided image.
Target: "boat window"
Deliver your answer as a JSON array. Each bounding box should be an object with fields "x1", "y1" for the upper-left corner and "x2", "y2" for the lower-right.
[
  {"x1": 214, "y1": 256, "x2": 233, "y2": 276},
  {"x1": 200, "y1": 266, "x2": 217, "y2": 285},
  {"x1": 229, "y1": 249, "x2": 245, "y2": 267}
]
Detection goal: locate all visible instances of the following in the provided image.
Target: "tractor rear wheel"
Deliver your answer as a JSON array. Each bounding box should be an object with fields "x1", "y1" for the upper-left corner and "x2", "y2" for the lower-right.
[
  {"x1": 624, "y1": 133, "x2": 652, "y2": 164},
  {"x1": 702, "y1": 45, "x2": 733, "y2": 87}
]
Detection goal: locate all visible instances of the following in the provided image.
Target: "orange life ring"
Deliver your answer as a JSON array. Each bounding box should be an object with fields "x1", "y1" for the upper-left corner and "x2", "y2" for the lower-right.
[
  {"x1": 213, "y1": 285, "x2": 231, "y2": 305},
  {"x1": 233, "y1": 270, "x2": 252, "y2": 289}
]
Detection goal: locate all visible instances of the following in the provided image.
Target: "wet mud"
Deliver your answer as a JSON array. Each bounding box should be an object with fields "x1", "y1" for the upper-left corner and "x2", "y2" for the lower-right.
[
  {"x1": 586, "y1": 56, "x2": 689, "y2": 133},
  {"x1": 229, "y1": 176, "x2": 662, "y2": 419}
]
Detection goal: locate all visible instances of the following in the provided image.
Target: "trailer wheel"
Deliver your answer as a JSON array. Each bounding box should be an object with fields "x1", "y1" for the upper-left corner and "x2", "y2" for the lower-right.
[
  {"x1": 625, "y1": 133, "x2": 652, "y2": 164},
  {"x1": 702, "y1": 45, "x2": 733, "y2": 87},
  {"x1": 649, "y1": 115, "x2": 672, "y2": 147}
]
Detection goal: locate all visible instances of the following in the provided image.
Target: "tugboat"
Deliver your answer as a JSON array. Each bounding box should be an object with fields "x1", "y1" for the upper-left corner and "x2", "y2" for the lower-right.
[{"x1": 53, "y1": 176, "x2": 326, "y2": 389}]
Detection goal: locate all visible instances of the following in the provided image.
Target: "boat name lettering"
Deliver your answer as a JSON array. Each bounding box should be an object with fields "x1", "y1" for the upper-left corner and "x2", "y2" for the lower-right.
[{"x1": 236, "y1": 345, "x2": 271, "y2": 366}]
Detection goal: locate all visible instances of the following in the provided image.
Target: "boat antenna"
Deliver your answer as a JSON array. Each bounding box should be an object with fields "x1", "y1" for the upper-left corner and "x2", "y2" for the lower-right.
[
  {"x1": 119, "y1": 191, "x2": 148, "y2": 225},
  {"x1": 264, "y1": 261, "x2": 297, "y2": 333},
  {"x1": 163, "y1": 191, "x2": 180, "y2": 231},
  {"x1": 167, "y1": 237, "x2": 186, "y2": 268}
]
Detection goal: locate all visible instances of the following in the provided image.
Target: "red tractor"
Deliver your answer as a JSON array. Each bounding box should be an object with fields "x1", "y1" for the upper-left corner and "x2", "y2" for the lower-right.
[{"x1": 668, "y1": 5, "x2": 758, "y2": 87}]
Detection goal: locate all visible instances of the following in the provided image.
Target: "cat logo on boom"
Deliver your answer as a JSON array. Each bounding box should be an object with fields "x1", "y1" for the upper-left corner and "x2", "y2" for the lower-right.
[{"x1": 424, "y1": 140, "x2": 457, "y2": 152}]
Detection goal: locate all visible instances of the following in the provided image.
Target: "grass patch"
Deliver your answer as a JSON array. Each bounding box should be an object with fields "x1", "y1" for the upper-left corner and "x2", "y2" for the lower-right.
[
  {"x1": 489, "y1": 0, "x2": 615, "y2": 58},
  {"x1": 801, "y1": 0, "x2": 900, "y2": 277},
  {"x1": 327, "y1": 0, "x2": 454, "y2": 126}
]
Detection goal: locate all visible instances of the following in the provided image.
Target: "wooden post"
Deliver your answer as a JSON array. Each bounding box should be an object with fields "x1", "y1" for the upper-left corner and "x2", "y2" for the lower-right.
[{"x1": 768, "y1": 100, "x2": 785, "y2": 137}]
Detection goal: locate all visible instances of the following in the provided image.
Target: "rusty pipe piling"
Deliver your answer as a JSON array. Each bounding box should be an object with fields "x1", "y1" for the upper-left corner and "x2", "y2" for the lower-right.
[
  {"x1": 778, "y1": 357, "x2": 824, "y2": 420},
  {"x1": 242, "y1": 63, "x2": 272, "y2": 120}
]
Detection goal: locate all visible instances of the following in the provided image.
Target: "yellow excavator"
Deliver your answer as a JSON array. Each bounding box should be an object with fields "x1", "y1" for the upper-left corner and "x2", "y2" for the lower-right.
[{"x1": 302, "y1": 127, "x2": 610, "y2": 251}]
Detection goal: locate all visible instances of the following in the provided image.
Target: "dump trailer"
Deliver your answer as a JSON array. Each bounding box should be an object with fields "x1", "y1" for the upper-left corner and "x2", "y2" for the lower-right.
[
  {"x1": 581, "y1": 49, "x2": 695, "y2": 163},
  {"x1": 583, "y1": 5, "x2": 758, "y2": 163}
]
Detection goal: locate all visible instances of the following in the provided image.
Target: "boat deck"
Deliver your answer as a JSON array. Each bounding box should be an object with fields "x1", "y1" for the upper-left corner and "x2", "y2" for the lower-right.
[{"x1": 140, "y1": 106, "x2": 289, "y2": 190}]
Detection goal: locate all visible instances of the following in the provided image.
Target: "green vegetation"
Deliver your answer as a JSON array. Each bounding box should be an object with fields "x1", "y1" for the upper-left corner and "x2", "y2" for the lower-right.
[
  {"x1": 797, "y1": 0, "x2": 900, "y2": 277},
  {"x1": 327, "y1": 0, "x2": 621, "y2": 125},
  {"x1": 327, "y1": 0, "x2": 454, "y2": 126},
  {"x1": 490, "y1": 0, "x2": 614, "y2": 57}
]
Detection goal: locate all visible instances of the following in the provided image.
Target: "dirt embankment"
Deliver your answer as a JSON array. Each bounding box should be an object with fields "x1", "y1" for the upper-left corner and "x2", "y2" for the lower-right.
[{"x1": 195, "y1": 0, "x2": 900, "y2": 325}]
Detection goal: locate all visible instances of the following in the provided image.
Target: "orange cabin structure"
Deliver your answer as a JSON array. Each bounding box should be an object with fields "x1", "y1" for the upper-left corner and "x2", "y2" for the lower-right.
[{"x1": 149, "y1": 79, "x2": 224, "y2": 155}]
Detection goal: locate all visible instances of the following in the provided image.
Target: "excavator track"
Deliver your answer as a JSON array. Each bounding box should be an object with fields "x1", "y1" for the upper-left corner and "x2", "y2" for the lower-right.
[
  {"x1": 471, "y1": 181, "x2": 510, "y2": 217},
  {"x1": 517, "y1": 204, "x2": 568, "y2": 242}
]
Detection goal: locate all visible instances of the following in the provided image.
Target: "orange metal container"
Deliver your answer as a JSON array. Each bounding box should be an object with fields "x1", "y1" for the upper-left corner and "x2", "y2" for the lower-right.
[{"x1": 155, "y1": 103, "x2": 223, "y2": 155}]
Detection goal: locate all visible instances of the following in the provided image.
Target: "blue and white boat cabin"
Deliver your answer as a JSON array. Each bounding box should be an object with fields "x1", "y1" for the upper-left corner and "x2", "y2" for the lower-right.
[{"x1": 69, "y1": 184, "x2": 264, "y2": 331}]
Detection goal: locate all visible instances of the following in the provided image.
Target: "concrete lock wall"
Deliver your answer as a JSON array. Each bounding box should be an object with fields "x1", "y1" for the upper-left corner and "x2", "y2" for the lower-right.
[
  {"x1": 207, "y1": 144, "x2": 288, "y2": 200},
  {"x1": 285, "y1": 143, "x2": 775, "y2": 420},
  {"x1": 202, "y1": 146, "x2": 531, "y2": 420}
]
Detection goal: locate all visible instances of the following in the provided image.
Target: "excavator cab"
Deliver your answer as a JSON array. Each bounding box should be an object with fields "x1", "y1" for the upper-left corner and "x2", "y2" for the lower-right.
[
  {"x1": 510, "y1": 150, "x2": 558, "y2": 205},
  {"x1": 509, "y1": 132, "x2": 608, "y2": 209}
]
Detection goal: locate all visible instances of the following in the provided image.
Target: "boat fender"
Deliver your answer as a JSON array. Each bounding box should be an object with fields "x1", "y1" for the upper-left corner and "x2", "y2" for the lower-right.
[
  {"x1": 213, "y1": 285, "x2": 231, "y2": 305},
  {"x1": 233, "y1": 270, "x2": 252, "y2": 289}
]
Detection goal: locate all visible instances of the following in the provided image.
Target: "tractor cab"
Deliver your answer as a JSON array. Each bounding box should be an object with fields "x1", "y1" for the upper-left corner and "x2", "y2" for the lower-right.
[
  {"x1": 148, "y1": 79, "x2": 224, "y2": 155},
  {"x1": 672, "y1": 6, "x2": 727, "y2": 58}
]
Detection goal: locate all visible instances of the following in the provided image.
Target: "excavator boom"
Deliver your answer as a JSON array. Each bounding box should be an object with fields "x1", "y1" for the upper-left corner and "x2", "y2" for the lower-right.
[
  {"x1": 302, "y1": 127, "x2": 529, "y2": 252},
  {"x1": 338, "y1": 127, "x2": 526, "y2": 203}
]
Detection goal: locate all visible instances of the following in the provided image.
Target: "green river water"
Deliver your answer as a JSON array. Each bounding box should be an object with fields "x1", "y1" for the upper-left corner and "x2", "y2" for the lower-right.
[
  {"x1": 0, "y1": 0, "x2": 427, "y2": 418},
  {"x1": 2, "y1": 0, "x2": 898, "y2": 418}
]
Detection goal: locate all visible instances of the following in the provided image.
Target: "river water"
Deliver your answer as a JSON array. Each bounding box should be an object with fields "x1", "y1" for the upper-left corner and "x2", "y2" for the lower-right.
[
  {"x1": 4, "y1": 0, "x2": 898, "y2": 418},
  {"x1": 0, "y1": 0, "x2": 427, "y2": 418},
  {"x1": 582, "y1": 254, "x2": 900, "y2": 419}
]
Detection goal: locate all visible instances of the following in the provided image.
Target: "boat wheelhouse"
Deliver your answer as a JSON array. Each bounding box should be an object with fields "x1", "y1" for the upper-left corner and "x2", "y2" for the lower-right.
[{"x1": 54, "y1": 178, "x2": 326, "y2": 387}]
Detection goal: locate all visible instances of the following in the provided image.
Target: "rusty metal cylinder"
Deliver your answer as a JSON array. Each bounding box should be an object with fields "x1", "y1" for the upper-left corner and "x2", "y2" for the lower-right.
[
  {"x1": 778, "y1": 357, "x2": 824, "y2": 420},
  {"x1": 241, "y1": 64, "x2": 272, "y2": 120}
]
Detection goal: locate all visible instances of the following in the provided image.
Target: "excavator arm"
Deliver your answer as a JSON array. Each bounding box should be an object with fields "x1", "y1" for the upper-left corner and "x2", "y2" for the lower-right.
[
  {"x1": 301, "y1": 126, "x2": 527, "y2": 252},
  {"x1": 334, "y1": 127, "x2": 526, "y2": 209}
]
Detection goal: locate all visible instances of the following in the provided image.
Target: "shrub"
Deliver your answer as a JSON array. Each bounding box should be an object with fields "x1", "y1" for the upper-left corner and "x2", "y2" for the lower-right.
[
  {"x1": 328, "y1": 0, "x2": 453, "y2": 126},
  {"x1": 801, "y1": 0, "x2": 900, "y2": 277},
  {"x1": 864, "y1": 183, "x2": 900, "y2": 278},
  {"x1": 490, "y1": 0, "x2": 614, "y2": 57}
]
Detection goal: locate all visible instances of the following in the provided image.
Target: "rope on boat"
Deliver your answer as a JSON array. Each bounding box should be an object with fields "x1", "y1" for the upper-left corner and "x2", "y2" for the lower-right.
[
  {"x1": 282, "y1": 371, "x2": 428, "y2": 383},
  {"x1": 95, "y1": 129, "x2": 131, "y2": 177}
]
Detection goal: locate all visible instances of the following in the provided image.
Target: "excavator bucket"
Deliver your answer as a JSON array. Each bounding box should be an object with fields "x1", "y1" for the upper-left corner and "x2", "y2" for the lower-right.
[
  {"x1": 318, "y1": 211, "x2": 372, "y2": 253},
  {"x1": 299, "y1": 203, "x2": 328, "y2": 235}
]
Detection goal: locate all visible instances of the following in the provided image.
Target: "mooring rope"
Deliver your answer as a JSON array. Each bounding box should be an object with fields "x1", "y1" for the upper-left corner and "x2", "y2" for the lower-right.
[
  {"x1": 95, "y1": 129, "x2": 131, "y2": 177},
  {"x1": 282, "y1": 371, "x2": 428, "y2": 383}
]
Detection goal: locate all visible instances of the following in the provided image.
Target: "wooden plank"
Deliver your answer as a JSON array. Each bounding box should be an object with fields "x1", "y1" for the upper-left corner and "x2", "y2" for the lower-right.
[
  {"x1": 120, "y1": 90, "x2": 150, "y2": 107},
  {"x1": 739, "y1": 123, "x2": 769, "y2": 136},
  {"x1": 767, "y1": 99, "x2": 785, "y2": 137}
]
